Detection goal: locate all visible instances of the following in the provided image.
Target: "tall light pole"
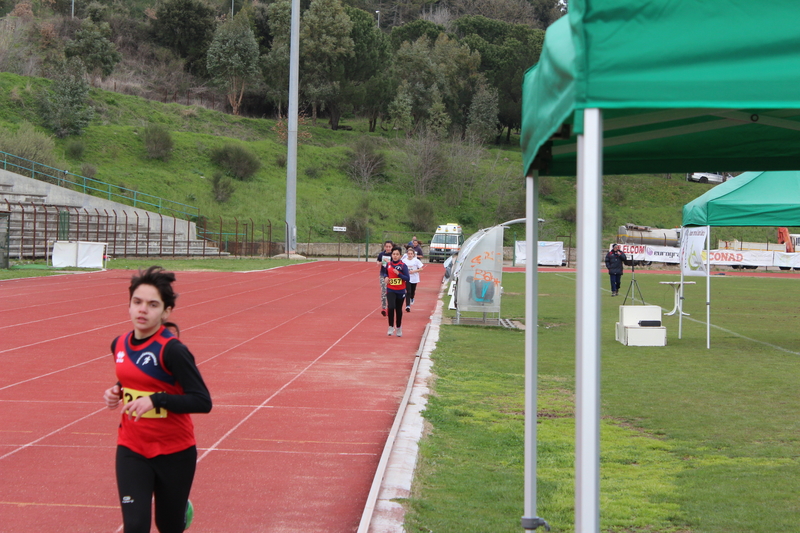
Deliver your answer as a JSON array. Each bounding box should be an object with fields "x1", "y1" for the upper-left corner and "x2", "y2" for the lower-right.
[
  {"x1": 375, "y1": 10, "x2": 380, "y2": 28},
  {"x1": 285, "y1": 0, "x2": 300, "y2": 255}
]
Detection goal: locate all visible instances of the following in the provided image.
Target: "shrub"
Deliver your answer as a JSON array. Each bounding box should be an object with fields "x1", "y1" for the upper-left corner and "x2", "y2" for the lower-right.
[
  {"x1": 211, "y1": 171, "x2": 234, "y2": 202},
  {"x1": 408, "y1": 197, "x2": 435, "y2": 232},
  {"x1": 304, "y1": 166, "x2": 321, "y2": 179},
  {"x1": 344, "y1": 195, "x2": 371, "y2": 242},
  {"x1": 65, "y1": 139, "x2": 85, "y2": 160},
  {"x1": 143, "y1": 123, "x2": 173, "y2": 161},
  {"x1": 81, "y1": 163, "x2": 97, "y2": 179},
  {"x1": 345, "y1": 136, "x2": 385, "y2": 191},
  {"x1": 0, "y1": 122, "x2": 61, "y2": 169},
  {"x1": 275, "y1": 154, "x2": 287, "y2": 168},
  {"x1": 210, "y1": 143, "x2": 261, "y2": 181},
  {"x1": 558, "y1": 205, "x2": 577, "y2": 224}
]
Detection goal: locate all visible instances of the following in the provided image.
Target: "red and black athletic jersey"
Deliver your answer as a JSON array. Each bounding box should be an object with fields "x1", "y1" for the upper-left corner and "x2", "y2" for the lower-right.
[
  {"x1": 386, "y1": 260, "x2": 409, "y2": 292},
  {"x1": 112, "y1": 326, "x2": 211, "y2": 458}
]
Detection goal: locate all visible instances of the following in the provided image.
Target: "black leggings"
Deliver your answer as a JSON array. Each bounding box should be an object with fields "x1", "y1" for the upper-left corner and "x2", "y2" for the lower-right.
[
  {"x1": 387, "y1": 290, "x2": 405, "y2": 327},
  {"x1": 406, "y1": 282, "x2": 417, "y2": 302},
  {"x1": 116, "y1": 445, "x2": 197, "y2": 533}
]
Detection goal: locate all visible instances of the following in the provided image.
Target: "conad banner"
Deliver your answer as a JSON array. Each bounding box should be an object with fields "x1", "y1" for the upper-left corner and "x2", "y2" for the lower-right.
[
  {"x1": 704, "y1": 249, "x2": 774, "y2": 267},
  {"x1": 515, "y1": 241, "x2": 564, "y2": 266},
  {"x1": 681, "y1": 227, "x2": 708, "y2": 277}
]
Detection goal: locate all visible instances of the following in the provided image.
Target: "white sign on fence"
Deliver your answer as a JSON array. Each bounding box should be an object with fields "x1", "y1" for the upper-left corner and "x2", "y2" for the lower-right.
[{"x1": 333, "y1": 226, "x2": 347, "y2": 232}]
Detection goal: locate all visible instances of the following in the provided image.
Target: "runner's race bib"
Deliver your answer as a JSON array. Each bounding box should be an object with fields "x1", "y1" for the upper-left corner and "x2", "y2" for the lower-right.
[
  {"x1": 122, "y1": 387, "x2": 167, "y2": 418},
  {"x1": 388, "y1": 278, "x2": 403, "y2": 286}
]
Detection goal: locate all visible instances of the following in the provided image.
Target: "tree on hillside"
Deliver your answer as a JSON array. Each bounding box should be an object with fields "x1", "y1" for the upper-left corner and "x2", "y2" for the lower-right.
[
  {"x1": 392, "y1": 34, "x2": 481, "y2": 134},
  {"x1": 300, "y1": 0, "x2": 353, "y2": 128},
  {"x1": 152, "y1": 0, "x2": 216, "y2": 75},
  {"x1": 466, "y1": 80, "x2": 499, "y2": 142},
  {"x1": 39, "y1": 57, "x2": 94, "y2": 138},
  {"x1": 390, "y1": 19, "x2": 445, "y2": 50},
  {"x1": 456, "y1": 16, "x2": 544, "y2": 142},
  {"x1": 261, "y1": 0, "x2": 291, "y2": 117},
  {"x1": 343, "y1": 6, "x2": 393, "y2": 132},
  {"x1": 448, "y1": 0, "x2": 540, "y2": 27},
  {"x1": 64, "y1": 19, "x2": 121, "y2": 84},
  {"x1": 207, "y1": 13, "x2": 260, "y2": 116}
]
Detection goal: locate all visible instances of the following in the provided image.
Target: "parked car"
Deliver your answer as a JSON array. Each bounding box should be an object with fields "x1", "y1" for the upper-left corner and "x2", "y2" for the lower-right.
[{"x1": 688, "y1": 172, "x2": 729, "y2": 184}]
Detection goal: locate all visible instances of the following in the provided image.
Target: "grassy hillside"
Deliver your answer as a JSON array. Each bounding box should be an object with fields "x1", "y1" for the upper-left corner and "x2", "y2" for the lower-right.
[{"x1": 0, "y1": 72, "x2": 789, "y2": 245}]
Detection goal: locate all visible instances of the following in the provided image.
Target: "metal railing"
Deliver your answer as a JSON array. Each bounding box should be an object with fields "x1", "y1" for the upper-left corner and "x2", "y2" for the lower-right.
[{"x1": 0, "y1": 150, "x2": 199, "y2": 220}]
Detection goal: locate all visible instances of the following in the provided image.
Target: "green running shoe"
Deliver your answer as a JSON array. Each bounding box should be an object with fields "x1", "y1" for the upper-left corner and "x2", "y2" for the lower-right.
[{"x1": 184, "y1": 499, "x2": 194, "y2": 530}]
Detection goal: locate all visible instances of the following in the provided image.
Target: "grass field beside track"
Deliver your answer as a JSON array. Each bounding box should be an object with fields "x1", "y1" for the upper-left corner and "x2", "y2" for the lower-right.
[{"x1": 405, "y1": 271, "x2": 800, "y2": 533}]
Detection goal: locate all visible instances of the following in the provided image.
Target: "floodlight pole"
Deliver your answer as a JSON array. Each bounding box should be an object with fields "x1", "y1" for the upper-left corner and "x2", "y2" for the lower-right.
[
  {"x1": 285, "y1": 0, "x2": 300, "y2": 254},
  {"x1": 576, "y1": 108, "x2": 602, "y2": 533}
]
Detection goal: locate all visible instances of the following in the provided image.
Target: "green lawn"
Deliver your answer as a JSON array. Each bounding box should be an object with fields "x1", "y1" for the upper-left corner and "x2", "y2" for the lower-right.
[{"x1": 405, "y1": 271, "x2": 800, "y2": 533}]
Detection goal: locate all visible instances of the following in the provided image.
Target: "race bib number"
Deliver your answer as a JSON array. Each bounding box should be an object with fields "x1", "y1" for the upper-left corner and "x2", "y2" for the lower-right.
[
  {"x1": 388, "y1": 278, "x2": 403, "y2": 286},
  {"x1": 122, "y1": 387, "x2": 167, "y2": 419}
]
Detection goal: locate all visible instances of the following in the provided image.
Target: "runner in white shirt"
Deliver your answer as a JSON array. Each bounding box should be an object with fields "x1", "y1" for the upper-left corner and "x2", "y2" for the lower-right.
[{"x1": 401, "y1": 247, "x2": 424, "y2": 312}]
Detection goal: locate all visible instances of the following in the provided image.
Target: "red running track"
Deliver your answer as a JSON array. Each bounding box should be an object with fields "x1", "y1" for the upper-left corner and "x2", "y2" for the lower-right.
[{"x1": 0, "y1": 261, "x2": 441, "y2": 532}]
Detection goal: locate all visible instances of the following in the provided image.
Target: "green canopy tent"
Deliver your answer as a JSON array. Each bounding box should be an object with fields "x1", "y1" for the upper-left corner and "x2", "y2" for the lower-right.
[
  {"x1": 519, "y1": 2, "x2": 800, "y2": 532},
  {"x1": 679, "y1": 170, "x2": 800, "y2": 350},
  {"x1": 683, "y1": 171, "x2": 800, "y2": 227}
]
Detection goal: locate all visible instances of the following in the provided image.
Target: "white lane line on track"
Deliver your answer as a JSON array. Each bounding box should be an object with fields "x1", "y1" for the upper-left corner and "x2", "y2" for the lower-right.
[
  {"x1": 0, "y1": 262, "x2": 358, "y2": 350},
  {"x1": 0, "y1": 407, "x2": 107, "y2": 461},
  {"x1": 196, "y1": 308, "x2": 375, "y2": 464},
  {"x1": 0, "y1": 265, "x2": 314, "y2": 327},
  {"x1": 0, "y1": 267, "x2": 369, "y2": 390}
]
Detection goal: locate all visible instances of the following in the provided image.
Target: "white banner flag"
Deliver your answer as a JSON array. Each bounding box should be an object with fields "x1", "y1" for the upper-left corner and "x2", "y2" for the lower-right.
[{"x1": 681, "y1": 227, "x2": 708, "y2": 277}]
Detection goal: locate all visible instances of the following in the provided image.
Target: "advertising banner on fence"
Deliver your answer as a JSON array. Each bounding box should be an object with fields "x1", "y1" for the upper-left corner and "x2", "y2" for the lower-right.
[
  {"x1": 618, "y1": 244, "x2": 681, "y2": 264},
  {"x1": 705, "y1": 249, "x2": 774, "y2": 267},
  {"x1": 774, "y1": 252, "x2": 800, "y2": 269},
  {"x1": 681, "y1": 227, "x2": 708, "y2": 277}
]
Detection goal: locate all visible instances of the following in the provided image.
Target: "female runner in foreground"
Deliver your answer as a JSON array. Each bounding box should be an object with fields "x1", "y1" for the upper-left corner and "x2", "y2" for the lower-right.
[
  {"x1": 385, "y1": 245, "x2": 410, "y2": 337},
  {"x1": 103, "y1": 266, "x2": 212, "y2": 532}
]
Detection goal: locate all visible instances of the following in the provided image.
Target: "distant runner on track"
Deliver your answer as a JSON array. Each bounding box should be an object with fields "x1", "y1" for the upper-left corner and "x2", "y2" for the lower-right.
[
  {"x1": 103, "y1": 266, "x2": 212, "y2": 533},
  {"x1": 377, "y1": 240, "x2": 394, "y2": 316}
]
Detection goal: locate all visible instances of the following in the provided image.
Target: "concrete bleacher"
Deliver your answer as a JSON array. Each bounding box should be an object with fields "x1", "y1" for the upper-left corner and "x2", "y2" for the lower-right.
[{"x1": 1, "y1": 170, "x2": 225, "y2": 259}]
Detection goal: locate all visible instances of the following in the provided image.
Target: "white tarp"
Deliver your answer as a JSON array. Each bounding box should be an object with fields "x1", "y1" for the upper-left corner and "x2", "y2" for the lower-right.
[
  {"x1": 52, "y1": 241, "x2": 106, "y2": 268},
  {"x1": 515, "y1": 241, "x2": 564, "y2": 266},
  {"x1": 454, "y1": 226, "x2": 504, "y2": 313},
  {"x1": 774, "y1": 252, "x2": 800, "y2": 269}
]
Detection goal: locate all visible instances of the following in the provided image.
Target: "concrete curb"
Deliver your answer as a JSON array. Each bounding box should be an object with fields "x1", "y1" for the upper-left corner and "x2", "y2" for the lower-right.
[{"x1": 361, "y1": 284, "x2": 444, "y2": 532}]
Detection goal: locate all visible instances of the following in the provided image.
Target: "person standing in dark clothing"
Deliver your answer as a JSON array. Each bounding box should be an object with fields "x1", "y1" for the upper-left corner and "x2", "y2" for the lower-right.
[{"x1": 604, "y1": 244, "x2": 627, "y2": 296}]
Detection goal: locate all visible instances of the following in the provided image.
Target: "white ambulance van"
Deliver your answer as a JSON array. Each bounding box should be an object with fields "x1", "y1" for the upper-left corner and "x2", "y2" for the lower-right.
[{"x1": 428, "y1": 223, "x2": 464, "y2": 262}]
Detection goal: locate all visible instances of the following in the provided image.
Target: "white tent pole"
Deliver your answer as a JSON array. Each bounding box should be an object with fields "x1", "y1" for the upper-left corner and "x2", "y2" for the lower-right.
[
  {"x1": 522, "y1": 171, "x2": 548, "y2": 531},
  {"x1": 706, "y1": 225, "x2": 711, "y2": 349},
  {"x1": 576, "y1": 108, "x2": 602, "y2": 533},
  {"x1": 678, "y1": 226, "x2": 685, "y2": 339}
]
